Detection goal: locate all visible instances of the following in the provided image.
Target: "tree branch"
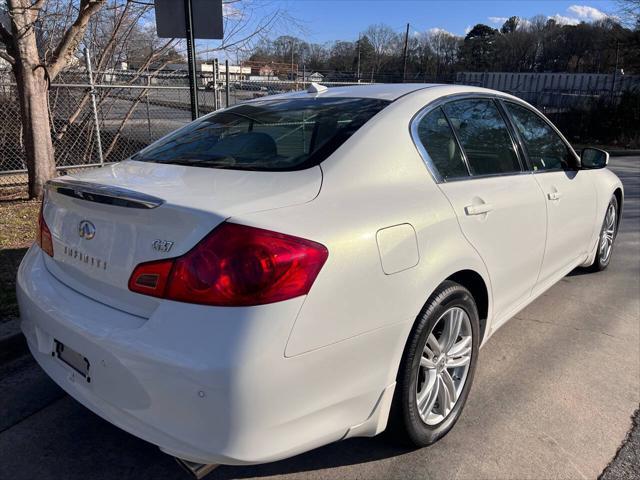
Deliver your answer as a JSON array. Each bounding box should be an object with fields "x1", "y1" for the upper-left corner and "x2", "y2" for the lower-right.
[
  {"x1": 47, "y1": 0, "x2": 106, "y2": 80},
  {"x1": 0, "y1": 49, "x2": 15, "y2": 64}
]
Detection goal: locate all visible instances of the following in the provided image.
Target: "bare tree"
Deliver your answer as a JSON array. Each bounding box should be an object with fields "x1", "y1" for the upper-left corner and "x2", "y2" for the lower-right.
[
  {"x1": 53, "y1": 2, "x2": 178, "y2": 143},
  {"x1": 362, "y1": 24, "x2": 398, "y2": 76},
  {"x1": 0, "y1": 0, "x2": 293, "y2": 198},
  {"x1": 1, "y1": 0, "x2": 105, "y2": 198},
  {"x1": 424, "y1": 30, "x2": 460, "y2": 79},
  {"x1": 616, "y1": 0, "x2": 640, "y2": 26}
]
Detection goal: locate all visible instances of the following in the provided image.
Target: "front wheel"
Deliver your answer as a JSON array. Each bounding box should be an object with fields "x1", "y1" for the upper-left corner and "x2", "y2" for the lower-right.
[
  {"x1": 388, "y1": 281, "x2": 480, "y2": 447},
  {"x1": 588, "y1": 195, "x2": 619, "y2": 272}
]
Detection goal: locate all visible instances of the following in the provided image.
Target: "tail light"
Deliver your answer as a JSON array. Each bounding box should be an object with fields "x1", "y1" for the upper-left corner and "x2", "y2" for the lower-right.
[
  {"x1": 129, "y1": 223, "x2": 328, "y2": 306},
  {"x1": 37, "y1": 201, "x2": 54, "y2": 257}
]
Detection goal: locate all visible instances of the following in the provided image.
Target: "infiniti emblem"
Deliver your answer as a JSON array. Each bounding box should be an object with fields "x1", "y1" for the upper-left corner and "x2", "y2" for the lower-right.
[{"x1": 78, "y1": 220, "x2": 96, "y2": 240}]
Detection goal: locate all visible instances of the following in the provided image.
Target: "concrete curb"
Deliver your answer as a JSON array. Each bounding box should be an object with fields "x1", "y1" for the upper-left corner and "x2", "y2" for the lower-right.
[{"x1": 0, "y1": 320, "x2": 28, "y2": 365}]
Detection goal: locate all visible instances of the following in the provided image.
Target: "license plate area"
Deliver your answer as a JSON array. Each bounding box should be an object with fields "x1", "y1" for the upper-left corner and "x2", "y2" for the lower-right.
[{"x1": 54, "y1": 340, "x2": 91, "y2": 382}]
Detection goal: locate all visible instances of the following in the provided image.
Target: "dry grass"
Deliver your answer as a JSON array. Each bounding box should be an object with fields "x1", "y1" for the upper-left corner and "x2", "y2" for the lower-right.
[
  {"x1": 0, "y1": 199, "x2": 39, "y2": 323},
  {"x1": 0, "y1": 200, "x2": 39, "y2": 249}
]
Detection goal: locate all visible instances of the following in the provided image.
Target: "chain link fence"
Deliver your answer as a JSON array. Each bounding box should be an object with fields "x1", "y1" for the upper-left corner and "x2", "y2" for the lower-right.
[
  {"x1": 0, "y1": 63, "x2": 370, "y2": 190},
  {"x1": 2, "y1": 64, "x2": 638, "y2": 192}
]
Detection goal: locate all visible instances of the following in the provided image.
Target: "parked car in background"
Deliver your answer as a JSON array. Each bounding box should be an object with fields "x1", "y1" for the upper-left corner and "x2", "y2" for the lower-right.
[
  {"x1": 17, "y1": 84, "x2": 622, "y2": 477},
  {"x1": 233, "y1": 81, "x2": 268, "y2": 92}
]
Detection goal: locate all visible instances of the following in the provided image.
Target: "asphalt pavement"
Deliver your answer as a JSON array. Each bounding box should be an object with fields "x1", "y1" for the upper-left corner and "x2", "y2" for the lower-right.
[{"x1": 0, "y1": 157, "x2": 638, "y2": 480}]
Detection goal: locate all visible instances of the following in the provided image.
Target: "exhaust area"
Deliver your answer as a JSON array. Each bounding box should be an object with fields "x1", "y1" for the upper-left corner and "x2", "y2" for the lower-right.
[{"x1": 174, "y1": 457, "x2": 219, "y2": 479}]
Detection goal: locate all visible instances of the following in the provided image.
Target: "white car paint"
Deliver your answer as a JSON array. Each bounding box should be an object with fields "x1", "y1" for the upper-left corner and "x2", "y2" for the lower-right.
[{"x1": 17, "y1": 83, "x2": 623, "y2": 466}]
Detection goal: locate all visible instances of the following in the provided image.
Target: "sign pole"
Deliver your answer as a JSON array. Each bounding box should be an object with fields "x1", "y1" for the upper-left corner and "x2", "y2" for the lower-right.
[{"x1": 184, "y1": 0, "x2": 199, "y2": 120}]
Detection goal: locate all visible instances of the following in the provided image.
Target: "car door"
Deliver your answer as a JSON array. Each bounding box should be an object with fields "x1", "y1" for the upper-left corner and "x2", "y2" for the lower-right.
[
  {"x1": 502, "y1": 101, "x2": 597, "y2": 288},
  {"x1": 413, "y1": 98, "x2": 547, "y2": 323}
]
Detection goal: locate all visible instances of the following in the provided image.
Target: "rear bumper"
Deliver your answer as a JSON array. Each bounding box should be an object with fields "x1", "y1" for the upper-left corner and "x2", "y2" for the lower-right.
[{"x1": 17, "y1": 245, "x2": 406, "y2": 465}]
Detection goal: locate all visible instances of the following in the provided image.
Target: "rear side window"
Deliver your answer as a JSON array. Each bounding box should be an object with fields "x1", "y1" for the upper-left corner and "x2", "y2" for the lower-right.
[
  {"x1": 416, "y1": 107, "x2": 469, "y2": 180},
  {"x1": 443, "y1": 99, "x2": 521, "y2": 176},
  {"x1": 131, "y1": 97, "x2": 389, "y2": 171},
  {"x1": 504, "y1": 102, "x2": 573, "y2": 171}
]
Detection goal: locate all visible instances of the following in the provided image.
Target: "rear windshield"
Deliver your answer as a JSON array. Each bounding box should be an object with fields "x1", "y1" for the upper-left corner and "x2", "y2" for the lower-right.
[{"x1": 131, "y1": 97, "x2": 390, "y2": 171}]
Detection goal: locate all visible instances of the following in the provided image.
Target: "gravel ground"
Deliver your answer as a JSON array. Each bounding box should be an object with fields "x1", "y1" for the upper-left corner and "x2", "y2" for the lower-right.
[{"x1": 600, "y1": 409, "x2": 640, "y2": 480}]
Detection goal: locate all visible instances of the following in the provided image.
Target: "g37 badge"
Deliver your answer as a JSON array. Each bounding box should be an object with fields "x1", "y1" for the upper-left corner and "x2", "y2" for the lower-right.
[{"x1": 152, "y1": 239, "x2": 174, "y2": 253}]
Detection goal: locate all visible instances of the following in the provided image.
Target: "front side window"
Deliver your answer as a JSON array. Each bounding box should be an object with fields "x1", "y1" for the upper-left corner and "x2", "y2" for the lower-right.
[
  {"x1": 415, "y1": 107, "x2": 469, "y2": 180},
  {"x1": 504, "y1": 102, "x2": 574, "y2": 172},
  {"x1": 132, "y1": 97, "x2": 390, "y2": 171},
  {"x1": 442, "y1": 99, "x2": 521, "y2": 176}
]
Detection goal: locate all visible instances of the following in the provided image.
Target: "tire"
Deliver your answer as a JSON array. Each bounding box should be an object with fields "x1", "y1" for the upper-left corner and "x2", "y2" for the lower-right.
[
  {"x1": 388, "y1": 280, "x2": 480, "y2": 447},
  {"x1": 587, "y1": 195, "x2": 619, "y2": 272}
]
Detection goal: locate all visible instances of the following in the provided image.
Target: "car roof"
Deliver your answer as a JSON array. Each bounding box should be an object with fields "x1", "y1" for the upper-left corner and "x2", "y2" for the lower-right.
[
  {"x1": 244, "y1": 83, "x2": 519, "y2": 103},
  {"x1": 245, "y1": 83, "x2": 440, "y2": 102}
]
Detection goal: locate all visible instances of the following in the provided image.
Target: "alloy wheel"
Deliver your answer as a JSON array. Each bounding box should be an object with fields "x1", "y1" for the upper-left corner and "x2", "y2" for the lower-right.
[
  {"x1": 599, "y1": 203, "x2": 616, "y2": 264},
  {"x1": 415, "y1": 307, "x2": 473, "y2": 425}
]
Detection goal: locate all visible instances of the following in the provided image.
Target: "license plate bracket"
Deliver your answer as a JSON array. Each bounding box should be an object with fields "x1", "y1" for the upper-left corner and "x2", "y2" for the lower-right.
[{"x1": 54, "y1": 340, "x2": 91, "y2": 382}]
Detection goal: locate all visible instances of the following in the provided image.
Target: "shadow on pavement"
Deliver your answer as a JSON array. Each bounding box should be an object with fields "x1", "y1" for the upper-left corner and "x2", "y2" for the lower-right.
[{"x1": 208, "y1": 435, "x2": 413, "y2": 480}]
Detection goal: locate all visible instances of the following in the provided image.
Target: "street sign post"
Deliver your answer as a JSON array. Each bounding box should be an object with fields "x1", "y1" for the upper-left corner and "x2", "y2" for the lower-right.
[{"x1": 154, "y1": 0, "x2": 223, "y2": 120}]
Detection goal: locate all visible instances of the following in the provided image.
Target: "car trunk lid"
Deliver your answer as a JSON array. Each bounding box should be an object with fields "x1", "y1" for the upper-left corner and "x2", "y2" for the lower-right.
[{"x1": 41, "y1": 160, "x2": 322, "y2": 318}]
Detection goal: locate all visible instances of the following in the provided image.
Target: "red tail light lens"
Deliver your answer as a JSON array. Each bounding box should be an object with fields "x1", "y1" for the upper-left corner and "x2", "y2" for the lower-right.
[
  {"x1": 127, "y1": 258, "x2": 173, "y2": 298},
  {"x1": 129, "y1": 223, "x2": 328, "y2": 306},
  {"x1": 37, "y1": 202, "x2": 54, "y2": 257}
]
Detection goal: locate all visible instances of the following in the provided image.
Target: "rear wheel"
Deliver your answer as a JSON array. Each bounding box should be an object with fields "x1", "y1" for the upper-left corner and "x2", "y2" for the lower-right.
[
  {"x1": 588, "y1": 195, "x2": 618, "y2": 272},
  {"x1": 388, "y1": 281, "x2": 479, "y2": 446}
]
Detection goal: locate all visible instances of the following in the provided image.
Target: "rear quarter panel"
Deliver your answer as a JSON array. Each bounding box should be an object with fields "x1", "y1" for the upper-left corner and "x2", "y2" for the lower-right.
[{"x1": 232, "y1": 88, "x2": 493, "y2": 364}]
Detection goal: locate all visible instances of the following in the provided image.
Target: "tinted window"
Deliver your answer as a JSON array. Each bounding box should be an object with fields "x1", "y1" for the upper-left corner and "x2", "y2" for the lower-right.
[
  {"x1": 505, "y1": 102, "x2": 573, "y2": 171},
  {"x1": 132, "y1": 97, "x2": 390, "y2": 171},
  {"x1": 443, "y1": 99, "x2": 521, "y2": 176},
  {"x1": 416, "y1": 107, "x2": 469, "y2": 180}
]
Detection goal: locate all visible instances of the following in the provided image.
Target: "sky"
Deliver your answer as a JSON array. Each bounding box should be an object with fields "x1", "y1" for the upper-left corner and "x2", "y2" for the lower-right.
[
  {"x1": 280, "y1": 0, "x2": 620, "y2": 42},
  {"x1": 192, "y1": 0, "x2": 624, "y2": 63}
]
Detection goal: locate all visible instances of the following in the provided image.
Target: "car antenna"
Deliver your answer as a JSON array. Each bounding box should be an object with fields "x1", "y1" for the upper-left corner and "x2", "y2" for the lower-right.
[{"x1": 307, "y1": 82, "x2": 328, "y2": 94}]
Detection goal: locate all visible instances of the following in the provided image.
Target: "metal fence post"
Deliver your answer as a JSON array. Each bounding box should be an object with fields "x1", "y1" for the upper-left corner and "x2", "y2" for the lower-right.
[
  {"x1": 84, "y1": 47, "x2": 104, "y2": 166},
  {"x1": 225, "y1": 60, "x2": 230, "y2": 108},
  {"x1": 214, "y1": 58, "x2": 219, "y2": 110},
  {"x1": 146, "y1": 72, "x2": 152, "y2": 142}
]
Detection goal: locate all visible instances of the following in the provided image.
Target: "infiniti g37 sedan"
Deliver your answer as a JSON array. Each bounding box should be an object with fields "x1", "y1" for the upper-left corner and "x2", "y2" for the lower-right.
[{"x1": 17, "y1": 84, "x2": 623, "y2": 474}]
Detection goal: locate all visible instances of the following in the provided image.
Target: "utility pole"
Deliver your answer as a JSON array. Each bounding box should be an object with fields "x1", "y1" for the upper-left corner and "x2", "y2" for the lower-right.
[
  {"x1": 183, "y1": 0, "x2": 199, "y2": 120},
  {"x1": 402, "y1": 23, "x2": 410, "y2": 82},
  {"x1": 291, "y1": 39, "x2": 295, "y2": 81},
  {"x1": 356, "y1": 33, "x2": 361, "y2": 82}
]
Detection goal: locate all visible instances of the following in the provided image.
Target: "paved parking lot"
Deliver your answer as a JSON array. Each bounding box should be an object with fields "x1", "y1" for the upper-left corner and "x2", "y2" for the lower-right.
[{"x1": 0, "y1": 157, "x2": 638, "y2": 480}]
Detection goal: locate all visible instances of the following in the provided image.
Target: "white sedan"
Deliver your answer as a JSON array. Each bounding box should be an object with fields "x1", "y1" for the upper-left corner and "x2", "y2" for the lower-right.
[{"x1": 17, "y1": 84, "x2": 622, "y2": 476}]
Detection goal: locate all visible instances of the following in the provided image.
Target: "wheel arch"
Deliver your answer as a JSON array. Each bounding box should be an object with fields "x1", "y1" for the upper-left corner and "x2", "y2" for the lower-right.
[
  {"x1": 445, "y1": 270, "x2": 489, "y2": 344},
  {"x1": 613, "y1": 187, "x2": 623, "y2": 228},
  {"x1": 405, "y1": 268, "x2": 491, "y2": 353}
]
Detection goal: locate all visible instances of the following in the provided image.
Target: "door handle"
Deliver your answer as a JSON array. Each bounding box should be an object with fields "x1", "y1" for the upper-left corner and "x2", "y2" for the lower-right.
[
  {"x1": 465, "y1": 203, "x2": 493, "y2": 216},
  {"x1": 547, "y1": 191, "x2": 562, "y2": 201}
]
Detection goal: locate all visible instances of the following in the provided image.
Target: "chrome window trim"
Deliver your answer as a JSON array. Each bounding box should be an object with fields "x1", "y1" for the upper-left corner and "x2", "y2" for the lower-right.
[
  {"x1": 410, "y1": 92, "x2": 577, "y2": 183},
  {"x1": 46, "y1": 178, "x2": 164, "y2": 209}
]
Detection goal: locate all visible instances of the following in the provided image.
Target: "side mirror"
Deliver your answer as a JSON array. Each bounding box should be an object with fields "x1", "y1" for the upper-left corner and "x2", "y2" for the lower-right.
[{"x1": 581, "y1": 148, "x2": 609, "y2": 169}]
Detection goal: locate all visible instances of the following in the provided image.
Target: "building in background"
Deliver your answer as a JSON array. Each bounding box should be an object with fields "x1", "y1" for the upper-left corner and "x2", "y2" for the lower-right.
[{"x1": 215, "y1": 63, "x2": 251, "y2": 81}]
